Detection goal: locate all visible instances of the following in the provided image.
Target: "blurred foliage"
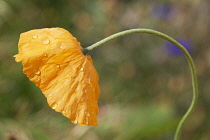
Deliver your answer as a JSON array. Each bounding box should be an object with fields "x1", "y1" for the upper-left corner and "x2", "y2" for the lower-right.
[{"x1": 0, "y1": 0, "x2": 210, "y2": 139}]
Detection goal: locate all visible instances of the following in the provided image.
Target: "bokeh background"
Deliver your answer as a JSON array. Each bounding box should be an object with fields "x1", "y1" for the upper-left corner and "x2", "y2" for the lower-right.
[{"x1": 0, "y1": 0, "x2": 210, "y2": 140}]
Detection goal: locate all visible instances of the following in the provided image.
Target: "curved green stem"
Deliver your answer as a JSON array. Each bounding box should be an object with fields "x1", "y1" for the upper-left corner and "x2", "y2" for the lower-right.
[{"x1": 82, "y1": 29, "x2": 198, "y2": 140}]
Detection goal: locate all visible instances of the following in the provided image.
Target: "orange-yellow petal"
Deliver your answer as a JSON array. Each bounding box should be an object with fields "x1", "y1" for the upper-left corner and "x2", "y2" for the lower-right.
[{"x1": 14, "y1": 28, "x2": 100, "y2": 126}]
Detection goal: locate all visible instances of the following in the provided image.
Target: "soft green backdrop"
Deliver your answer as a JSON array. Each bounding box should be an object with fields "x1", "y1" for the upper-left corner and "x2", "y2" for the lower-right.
[{"x1": 0, "y1": 0, "x2": 210, "y2": 139}]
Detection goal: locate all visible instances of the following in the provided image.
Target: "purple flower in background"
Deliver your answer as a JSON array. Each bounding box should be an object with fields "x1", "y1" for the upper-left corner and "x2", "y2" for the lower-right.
[
  {"x1": 164, "y1": 38, "x2": 193, "y2": 56},
  {"x1": 153, "y1": 3, "x2": 174, "y2": 20}
]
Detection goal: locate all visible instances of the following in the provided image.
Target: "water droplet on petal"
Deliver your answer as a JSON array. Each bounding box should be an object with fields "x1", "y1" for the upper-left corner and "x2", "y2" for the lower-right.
[
  {"x1": 51, "y1": 103, "x2": 58, "y2": 109},
  {"x1": 72, "y1": 120, "x2": 78, "y2": 124},
  {"x1": 32, "y1": 35, "x2": 38, "y2": 39},
  {"x1": 59, "y1": 46, "x2": 63, "y2": 48},
  {"x1": 62, "y1": 110, "x2": 66, "y2": 115},
  {"x1": 42, "y1": 39, "x2": 50, "y2": 45},
  {"x1": 56, "y1": 64, "x2": 60, "y2": 68},
  {"x1": 80, "y1": 68, "x2": 84, "y2": 71},
  {"x1": 34, "y1": 69, "x2": 41, "y2": 75},
  {"x1": 44, "y1": 54, "x2": 48, "y2": 57}
]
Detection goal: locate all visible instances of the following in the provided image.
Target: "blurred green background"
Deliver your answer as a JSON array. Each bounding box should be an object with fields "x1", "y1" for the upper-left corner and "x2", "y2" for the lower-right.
[{"x1": 0, "y1": 0, "x2": 210, "y2": 139}]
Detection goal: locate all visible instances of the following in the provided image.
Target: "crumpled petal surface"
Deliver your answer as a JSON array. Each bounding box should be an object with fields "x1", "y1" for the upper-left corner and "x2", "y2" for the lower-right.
[{"x1": 14, "y1": 28, "x2": 100, "y2": 126}]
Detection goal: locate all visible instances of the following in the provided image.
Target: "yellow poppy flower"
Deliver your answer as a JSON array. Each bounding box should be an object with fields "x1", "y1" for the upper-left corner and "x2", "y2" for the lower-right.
[{"x1": 14, "y1": 28, "x2": 100, "y2": 126}]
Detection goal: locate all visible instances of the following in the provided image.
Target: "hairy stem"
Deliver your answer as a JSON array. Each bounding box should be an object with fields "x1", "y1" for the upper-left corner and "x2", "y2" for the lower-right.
[{"x1": 82, "y1": 29, "x2": 198, "y2": 140}]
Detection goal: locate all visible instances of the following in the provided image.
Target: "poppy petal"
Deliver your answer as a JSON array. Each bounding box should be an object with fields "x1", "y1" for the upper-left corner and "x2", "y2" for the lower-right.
[{"x1": 14, "y1": 28, "x2": 100, "y2": 126}]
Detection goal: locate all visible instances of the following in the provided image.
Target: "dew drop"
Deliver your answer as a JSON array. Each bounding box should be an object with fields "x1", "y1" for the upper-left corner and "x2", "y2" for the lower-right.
[
  {"x1": 56, "y1": 64, "x2": 60, "y2": 68},
  {"x1": 44, "y1": 54, "x2": 48, "y2": 57},
  {"x1": 32, "y1": 35, "x2": 38, "y2": 39},
  {"x1": 51, "y1": 103, "x2": 58, "y2": 109},
  {"x1": 34, "y1": 69, "x2": 41, "y2": 75},
  {"x1": 80, "y1": 68, "x2": 84, "y2": 71},
  {"x1": 42, "y1": 39, "x2": 50, "y2": 45},
  {"x1": 87, "y1": 113, "x2": 90, "y2": 117},
  {"x1": 59, "y1": 46, "x2": 63, "y2": 48},
  {"x1": 72, "y1": 120, "x2": 78, "y2": 124},
  {"x1": 62, "y1": 110, "x2": 66, "y2": 115}
]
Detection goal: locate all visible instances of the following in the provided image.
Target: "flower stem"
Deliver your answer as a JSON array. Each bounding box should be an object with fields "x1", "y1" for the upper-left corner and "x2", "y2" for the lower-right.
[{"x1": 82, "y1": 29, "x2": 198, "y2": 140}]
